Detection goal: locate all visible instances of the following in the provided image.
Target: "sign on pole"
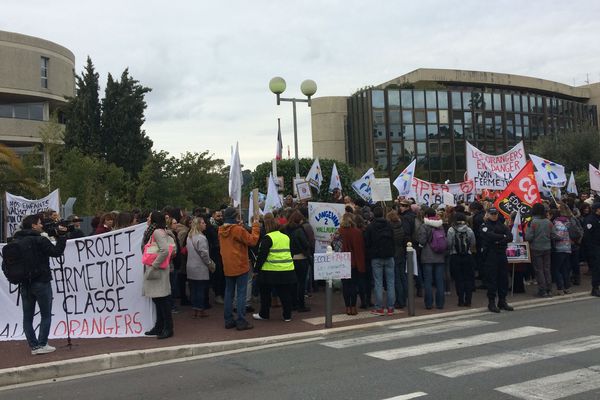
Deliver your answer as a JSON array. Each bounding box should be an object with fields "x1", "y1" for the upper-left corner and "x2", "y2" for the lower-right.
[{"x1": 314, "y1": 252, "x2": 351, "y2": 280}]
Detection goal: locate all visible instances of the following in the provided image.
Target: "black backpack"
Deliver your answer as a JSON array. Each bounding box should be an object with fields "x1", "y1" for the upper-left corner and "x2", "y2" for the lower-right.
[
  {"x1": 2, "y1": 237, "x2": 40, "y2": 285},
  {"x1": 454, "y1": 229, "x2": 470, "y2": 256}
]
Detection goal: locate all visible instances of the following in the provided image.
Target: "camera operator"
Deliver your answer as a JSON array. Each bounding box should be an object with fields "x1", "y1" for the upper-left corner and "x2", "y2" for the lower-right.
[
  {"x1": 66, "y1": 215, "x2": 85, "y2": 239},
  {"x1": 15, "y1": 213, "x2": 67, "y2": 355}
]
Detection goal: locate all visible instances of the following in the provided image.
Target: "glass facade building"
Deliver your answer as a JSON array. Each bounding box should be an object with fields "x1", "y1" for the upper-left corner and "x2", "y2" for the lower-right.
[{"x1": 346, "y1": 84, "x2": 598, "y2": 182}]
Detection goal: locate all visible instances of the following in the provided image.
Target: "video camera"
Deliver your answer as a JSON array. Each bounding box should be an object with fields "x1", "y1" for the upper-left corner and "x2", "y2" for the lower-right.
[{"x1": 43, "y1": 219, "x2": 75, "y2": 237}]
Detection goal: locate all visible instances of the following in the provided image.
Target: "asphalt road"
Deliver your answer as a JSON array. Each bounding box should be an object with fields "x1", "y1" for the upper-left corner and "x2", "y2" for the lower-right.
[{"x1": 2, "y1": 298, "x2": 600, "y2": 400}]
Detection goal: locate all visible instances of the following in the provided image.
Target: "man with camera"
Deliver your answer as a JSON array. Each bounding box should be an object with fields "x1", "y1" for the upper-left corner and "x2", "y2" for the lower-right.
[{"x1": 13, "y1": 213, "x2": 67, "y2": 354}]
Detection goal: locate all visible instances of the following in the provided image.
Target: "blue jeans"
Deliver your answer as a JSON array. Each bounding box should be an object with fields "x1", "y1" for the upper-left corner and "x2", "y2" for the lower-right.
[
  {"x1": 224, "y1": 272, "x2": 249, "y2": 324},
  {"x1": 394, "y1": 255, "x2": 407, "y2": 308},
  {"x1": 20, "y1": 281, "x2": 53, "y2": 349},
  {"x1": 189, "y1": 279, "x2": 209, "y2": 310},
  {"x1": 423, "y1": 263, "x2": 445, "y2": 309},
  {"x1": 372, "y1": 257, "x2": 395, "y2": 309}
]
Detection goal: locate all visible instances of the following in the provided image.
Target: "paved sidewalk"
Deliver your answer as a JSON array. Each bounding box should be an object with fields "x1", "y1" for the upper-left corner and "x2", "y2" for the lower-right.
[{"x1": 0, "y1": 271, "x2": 595, "y2": 387}]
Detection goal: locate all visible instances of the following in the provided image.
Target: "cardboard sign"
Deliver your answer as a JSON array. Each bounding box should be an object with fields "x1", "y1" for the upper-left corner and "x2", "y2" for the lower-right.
[
  {"x1": 314, "y1": 252, "x2": 351, "y2": 280},
  {"x1": 371, "y1": 178, "x2": 393, "y2": 202}
]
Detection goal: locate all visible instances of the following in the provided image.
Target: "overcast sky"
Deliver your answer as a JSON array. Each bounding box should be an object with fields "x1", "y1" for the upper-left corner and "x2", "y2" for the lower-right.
[{"x1": 3, "y1": 0, "x2": 600, "y2": 169}]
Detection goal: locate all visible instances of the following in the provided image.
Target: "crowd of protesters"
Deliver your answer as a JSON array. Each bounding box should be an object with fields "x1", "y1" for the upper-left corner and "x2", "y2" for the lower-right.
[{"x1": 13, "y1": 187, "x2": 600, "y2": 343}]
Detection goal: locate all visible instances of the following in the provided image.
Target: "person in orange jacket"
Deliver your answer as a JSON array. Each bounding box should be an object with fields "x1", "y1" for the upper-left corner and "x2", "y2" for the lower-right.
[{"x1": 218, "y1": 207, "x2": 260, "y2": 330}]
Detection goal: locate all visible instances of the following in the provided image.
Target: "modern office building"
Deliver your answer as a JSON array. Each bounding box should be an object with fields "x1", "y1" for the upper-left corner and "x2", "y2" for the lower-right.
[
  {"x1": 312, "y1": 68, "x2": 600, "y2": 182},
  {"x1": 0, "y1": 30, "x2": 75, "y2": 172}
]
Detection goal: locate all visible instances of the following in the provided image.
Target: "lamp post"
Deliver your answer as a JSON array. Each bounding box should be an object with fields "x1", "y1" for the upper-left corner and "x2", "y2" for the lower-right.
[{"x1": 269, "y1": 77, "x2": 317, "y2": 178}]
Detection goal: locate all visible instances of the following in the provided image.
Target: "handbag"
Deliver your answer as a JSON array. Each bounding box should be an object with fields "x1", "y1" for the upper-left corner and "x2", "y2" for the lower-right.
[{"x1": 142, "y1": 231, "x2": 175, "y2": 269}]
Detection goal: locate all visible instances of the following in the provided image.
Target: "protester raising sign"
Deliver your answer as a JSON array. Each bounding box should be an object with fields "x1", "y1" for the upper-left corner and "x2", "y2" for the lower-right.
[
  {"x1": 0, "y1": 224, "x2": 154, "y2": 341},
  {"x1": 410, "y1": 178, "x2": 476, "y2": 206},
  {"x1": 466, "y1": 141, "x2": 527, "y2": 190},
  {"x1": 5, "y1": 190, "x2": 60, "y2": 237},
  {"x1": 493, "y1": 160, "x2": 541, "y2": 220}
]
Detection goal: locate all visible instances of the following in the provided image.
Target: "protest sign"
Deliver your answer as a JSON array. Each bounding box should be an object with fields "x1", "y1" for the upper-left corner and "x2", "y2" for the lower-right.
[
  {"x1": 308, "y1": 202, "x2": 346, "y2": 253},
  {"x1": 314, "y1": 252, "x2": 351, "y2": 280},
  {"x1": 410, "y1": 178, "x2": 476, "y2": 206},
  {"x1": 466, "y1": 141, "x2": 526, "y2": 190},
  {"x1": 371, "y1": 178, "x2": 393, "y2": 202},
  {"x1": 5, "y1": 190, "x2": 60, "y2": 237},
  {"x1": 0, "y1": 224, "x2": 153, "y2": 341}
]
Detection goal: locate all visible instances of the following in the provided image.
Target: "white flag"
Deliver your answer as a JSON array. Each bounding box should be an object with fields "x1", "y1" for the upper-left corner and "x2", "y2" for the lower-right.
[
  {"x1": 228, "y1": 142, "x2": 243, "y2": 207},
  {"x1": 511, "y1": 211, "x2": 523, "y2": 242},
  {"x1": 329, "y1": 163, "x2": 342, "y2": 193},
  {"x1": 535, "y1": 171, "x2": 552, "y2": 198},
  {"x1": 264, "y1": 173, "x2": 283, "y2": 213},
  {"x1": 306, "y1": 158, "x2": 323, "y2": 190},
  {"x1": 392, "y1": 159, "x2": 416, "y2": 197},
  {"x1": 589, "y1": 164, "x2": 600, "y2": 192},
  {"x1": 529, "y1": 154, "x2": 567, "y2": 188},
  {"x1": 566, "y1": 172, "x2": 578, "y2": 196},
  {"x1": 351, "y1": 168, "x2": 375, "y2": 204}
]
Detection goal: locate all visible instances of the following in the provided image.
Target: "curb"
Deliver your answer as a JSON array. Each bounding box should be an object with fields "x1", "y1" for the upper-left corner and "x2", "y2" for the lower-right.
[{"x1": 0, "y1": 291, "x2": 593, "y2": 389}]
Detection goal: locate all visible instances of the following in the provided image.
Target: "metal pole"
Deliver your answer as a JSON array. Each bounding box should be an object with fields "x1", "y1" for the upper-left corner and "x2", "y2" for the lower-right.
[
  {"x1": 406, "y1": 242, "x2": 416, "y2": 316},
  {"x1": 325, "y1": 246, "x2": 333, "y2": 328},
  {"x1": 292, "y1": 99, "x2": 300, "y2": 178}
]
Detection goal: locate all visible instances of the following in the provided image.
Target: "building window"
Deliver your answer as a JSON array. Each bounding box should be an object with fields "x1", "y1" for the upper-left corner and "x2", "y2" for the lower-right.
[{"x1": 41, "y1": 56, "x2": 49, "y2": 88}]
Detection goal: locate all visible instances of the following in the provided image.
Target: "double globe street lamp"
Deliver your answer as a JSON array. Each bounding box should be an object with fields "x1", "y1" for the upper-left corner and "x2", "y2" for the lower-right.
[{"x1": 269, "y1": 77, "x2": 317, "y2": 177}]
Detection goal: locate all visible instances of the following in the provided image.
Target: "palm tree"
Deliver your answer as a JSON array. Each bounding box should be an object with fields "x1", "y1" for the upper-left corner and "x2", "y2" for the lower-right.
[{"x1": 0, "y1": 144, "x2": 41, "y2": 196}]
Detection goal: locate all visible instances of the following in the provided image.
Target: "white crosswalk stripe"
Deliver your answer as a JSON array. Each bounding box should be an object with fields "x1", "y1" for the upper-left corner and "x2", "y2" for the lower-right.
[
  {"x1": 321, "y1": 320, "x2": 497, "y2": 349},
  {"x1": 380, "y1": 392, "x2": 428, "y2": 400},
  {"x1": 365, "y1": 326, "x2": 556, "y2": 360},
  {"x1": 423, "y1": 335, "x2": 600, "y2": 377},
  {"x1": 495, "y1": 365, "x2": 600, "y2": 400}
]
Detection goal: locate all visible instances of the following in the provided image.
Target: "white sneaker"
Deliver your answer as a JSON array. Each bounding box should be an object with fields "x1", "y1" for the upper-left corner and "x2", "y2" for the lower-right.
[
  {"x1": 33, "y1": 344, "x2": 56, "y2": 355},
  {"x1": 252, "y1": 313, "x2": 267, "y2": 320},
  {"x1": 215, "y1": 296, "x2": 224, "y2": 305}
]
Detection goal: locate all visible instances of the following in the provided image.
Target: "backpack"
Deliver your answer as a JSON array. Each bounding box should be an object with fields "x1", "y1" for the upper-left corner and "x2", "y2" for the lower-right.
[
  {"x1": 454, "y1": 229, "x2": 470, "y2": 256},
  {"x1": 567, "y1": 217, "x2": 584, "y2": 244},
  {"x1": 2, "y1": 238, "x2": 40, "y2": 285},
  {"x1": 429, "y1": 227, "x2": 447, "y2": 254}
]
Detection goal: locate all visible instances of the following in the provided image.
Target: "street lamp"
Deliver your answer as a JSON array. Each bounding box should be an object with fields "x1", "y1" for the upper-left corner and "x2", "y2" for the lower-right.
[{"x1": 269, "y1": 77, "x2": 317, "y2": 177}]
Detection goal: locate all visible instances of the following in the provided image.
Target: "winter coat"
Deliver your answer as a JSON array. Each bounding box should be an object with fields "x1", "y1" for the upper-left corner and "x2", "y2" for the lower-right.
[
  {"x1": 218, "y1": 222, "x2": 260, "y2": 277},
  {"x1": 389, "y1": 220, "x2": 407, "y2": 259},
  {"x1": 338, "y1": 226, "x2": 366, "y2": 272},
  {"x1": 417, "y1": 217, "x2": 447, "y2": 263},
  {"x1": 142, "y1": 229, "x2": 171, "y2": 298},
  {"x1": 525, "y1": 216, "x2": 553, "y2": 251},
  {"x1": 364, "y1": 217, "x2": 395, "y2": 259},
  {"x1": 186, "y1": 233, "x2": 211, "y2": 280},
  {"x1": 12, "y1": 229, "x2": 66, "y2": 283}
]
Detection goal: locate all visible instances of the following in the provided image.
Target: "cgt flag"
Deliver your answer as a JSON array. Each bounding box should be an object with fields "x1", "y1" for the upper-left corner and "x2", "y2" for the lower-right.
[
  {"x1": 392, "y1": 159, "x2": 416, "y2": 197},
  {"x1": 351, "y1": 168, "x2": 375, "y2": 204},
  {"x1": 494, "y1": 160, "x2": 541, "y2": 220}
]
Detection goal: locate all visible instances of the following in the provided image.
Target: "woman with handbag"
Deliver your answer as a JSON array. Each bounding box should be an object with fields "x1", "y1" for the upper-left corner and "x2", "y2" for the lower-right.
[
  {"x1": 186, "y1": 216, "x2": 214, "y2": 318},
  {"x1": 142, "y1": 211, "x2": 175, "y2": 339}
]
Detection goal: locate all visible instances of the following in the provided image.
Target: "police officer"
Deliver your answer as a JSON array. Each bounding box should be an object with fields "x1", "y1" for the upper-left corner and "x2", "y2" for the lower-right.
[
  {"x1": 479, "y1": 207, "x2": 514, "y2": 313},
  {"x1": 582, "y1": 202, "x2": 600, "y2": 297}
]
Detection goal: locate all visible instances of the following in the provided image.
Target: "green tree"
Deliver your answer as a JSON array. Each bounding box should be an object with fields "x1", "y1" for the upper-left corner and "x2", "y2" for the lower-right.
[
  {"x1": 531, "y1": 128, "x2": 600, "y2": 192},
  {"x1": 0, "y1": 144, "x2": 40, "y2": 197},
  {"x1": 174, "y1": 151, "x2": 228, "y2": 208},
  {"x1": 63, "y1": 56, "x2": 102, "y2": 156},
  {"x1": 101, "y1": 69, "x2": 153, "y2": 178},
  {"x1": 135, "y1": 151, "x2": 188, "y2": 209},
  {"x1": 252, "y1": 158, "x2": 355, "y2": 201}
]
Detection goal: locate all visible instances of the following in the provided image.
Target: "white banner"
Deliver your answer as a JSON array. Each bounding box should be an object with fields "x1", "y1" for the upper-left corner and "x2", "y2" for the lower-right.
[
  {"x1": 314, "y1": 252, "x2": 351, "y2": 280},
  {"x1": 5, "y1": 189, "x2": 61, "y2": 237},
  {"x1": 410, "y1": 178, "x2": 476, "y2": 206},
  {"x1": 0, "y1": 224, "x2": 153, "y2": 341},
  {"x1": 466, "y1": 141, "x2": 526, "y2": 190},
  {"x1": 308, "y1": 202, "x2": 346, "y2": 253}
]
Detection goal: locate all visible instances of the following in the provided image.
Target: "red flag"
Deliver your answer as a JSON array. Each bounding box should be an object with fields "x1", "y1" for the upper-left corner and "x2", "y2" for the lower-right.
[
  {"x1": 494, "y1": 160, "x2": 541, "y2": 220},
  {"x1": 275, "y1": 118, "x2": 282, "y2": 161}
]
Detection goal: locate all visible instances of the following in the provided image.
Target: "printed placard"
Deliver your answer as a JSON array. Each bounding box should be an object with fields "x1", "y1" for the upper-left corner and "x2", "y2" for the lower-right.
[
  {"x1": 314, "y1": 252, "x2": 351, "y2": 280},
  {"x1": 308, "y1": 202, "x2": 346, "y2": 253},
  {"x1": 506, "y1": 242, "x2": 531, "y2": 263}
]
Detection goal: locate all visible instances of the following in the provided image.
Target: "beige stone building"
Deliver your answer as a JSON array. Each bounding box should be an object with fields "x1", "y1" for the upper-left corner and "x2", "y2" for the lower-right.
[
  {"x1": 0, "y1": 30, "x2": 75, "y2": 167},
  {"x1": 312, "y1": 68, "x2": 600, "y2": 181}
]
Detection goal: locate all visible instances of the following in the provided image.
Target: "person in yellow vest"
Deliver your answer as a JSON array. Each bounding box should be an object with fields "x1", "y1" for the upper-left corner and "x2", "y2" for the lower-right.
[{"x1": 252, "y1": 213, "x2": 298, "y2": 322}]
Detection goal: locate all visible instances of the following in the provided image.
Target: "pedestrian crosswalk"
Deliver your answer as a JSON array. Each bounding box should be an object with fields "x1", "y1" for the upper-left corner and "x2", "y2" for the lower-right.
[{"x1": 319, "y1": 319, "x2": 600, "y2": 399}]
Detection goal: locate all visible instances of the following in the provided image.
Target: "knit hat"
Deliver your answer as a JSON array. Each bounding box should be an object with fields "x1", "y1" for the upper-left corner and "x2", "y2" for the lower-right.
[{"x1": 223, "y1": 207, "x2": 239, "y2": 224}]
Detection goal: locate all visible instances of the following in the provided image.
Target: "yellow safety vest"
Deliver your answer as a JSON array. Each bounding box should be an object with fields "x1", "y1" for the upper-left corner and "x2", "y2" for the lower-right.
[{"x1": 262, "y1": 231, "x2": 294, "y2": 272}]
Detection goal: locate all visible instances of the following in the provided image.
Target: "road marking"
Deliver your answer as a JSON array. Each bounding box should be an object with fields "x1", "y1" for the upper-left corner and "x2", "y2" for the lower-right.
[
  {"x1": 321, "y1": 320, "x2": 497, "y2": 349},
  {"x1": 495, "y1": 365, "x2": 600, "y2": 400},
  {"x1": 366, "y1": 326, "x2": 555, "y2": 361},
  {"x1": 381, "y1": 392, "x2": 428, "y2": 400},
  {"x1": 423, "y1": 335, "x2": 600, "y2": 377}
]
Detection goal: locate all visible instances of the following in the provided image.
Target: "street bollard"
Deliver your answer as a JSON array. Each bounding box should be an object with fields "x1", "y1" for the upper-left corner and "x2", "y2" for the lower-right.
[
  {"x1": 325, "y1": 246, "x2": 333, "y2": 328},
  {"x1": 406, "y1": 242, "x2": 416, "y2": 316}
]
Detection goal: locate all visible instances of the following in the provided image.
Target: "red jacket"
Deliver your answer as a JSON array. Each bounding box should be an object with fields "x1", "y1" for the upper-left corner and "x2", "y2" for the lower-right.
[{"x1": 338, "y1": 226, "x2": 366, "y2": 273}]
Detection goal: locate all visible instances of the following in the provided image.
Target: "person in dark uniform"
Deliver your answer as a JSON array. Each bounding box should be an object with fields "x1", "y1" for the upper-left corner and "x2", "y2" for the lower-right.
[
  {"x1": 479, "y1": 207, "x2": 514, "y2": 313},
  {"x1": 582, "y1": 202, "x2": 600, "y2": 297}
]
